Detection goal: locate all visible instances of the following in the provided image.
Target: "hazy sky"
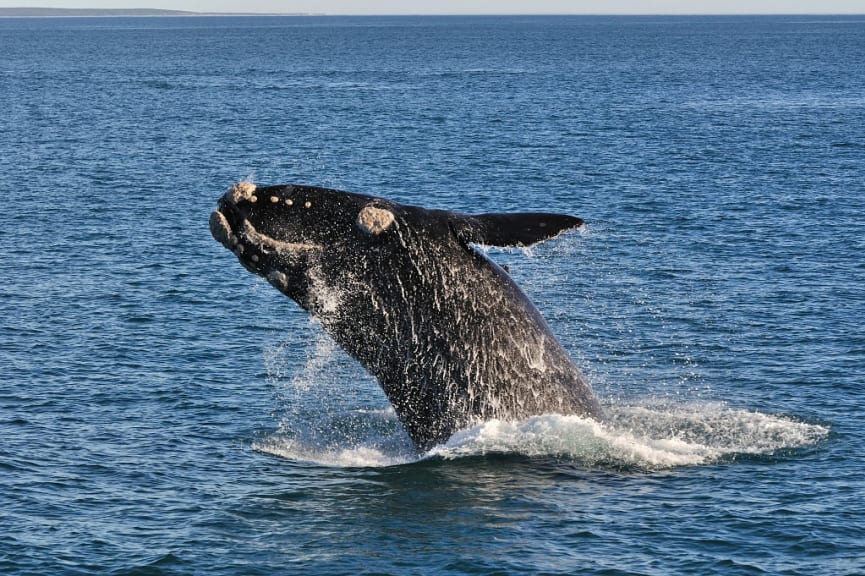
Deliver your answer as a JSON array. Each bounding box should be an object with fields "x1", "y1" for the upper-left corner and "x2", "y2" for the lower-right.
[{"x1": 1, "y1": 1, "x2": 864, "y2": 14}]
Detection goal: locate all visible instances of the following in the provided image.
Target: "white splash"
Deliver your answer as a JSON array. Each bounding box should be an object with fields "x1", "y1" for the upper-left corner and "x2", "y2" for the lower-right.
[
  {"x1": 263, "y1": 324, "x2": 338, "y2": 393},
  {"x1": 428, "y1": 403, "x2": 828, "y2": 469},
  {"x1": 253, "y1": 397, "x2": 828, "y2": 470}
]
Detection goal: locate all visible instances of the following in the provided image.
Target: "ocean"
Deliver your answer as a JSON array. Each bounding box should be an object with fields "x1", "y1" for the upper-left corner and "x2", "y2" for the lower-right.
[{"x1": 1, "y1": 14, "x2": 863, "y2": 575}]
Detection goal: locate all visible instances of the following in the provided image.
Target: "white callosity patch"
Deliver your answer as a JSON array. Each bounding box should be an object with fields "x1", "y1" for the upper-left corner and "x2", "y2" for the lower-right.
[
  {"x1": 239, "y1": 219, "x2": 318, "y2": 256},
  {"x1": 209, "y1": 210, "x2": 232, "y2": 247},
  {"x1": 219, "y1": 182, "x2": 317, "y2": 260},
  {"x1": 227, "y1": 181, "x2": 257, "y2": 204},
  {"x1": 356, "y1": 204, "x2": 395, "y2": 235},
  {"x1": 267, "y1": 270, "x2": 289, "y2": 291}
]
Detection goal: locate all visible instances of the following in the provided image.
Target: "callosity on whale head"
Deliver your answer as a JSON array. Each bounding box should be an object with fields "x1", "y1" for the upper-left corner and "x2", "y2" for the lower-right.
[
  {"x1": 209, "y1": 181, "x2": 393, "y2": 314},
  {"x1": 210, "y1": 181, "x2": 603, "y2": 451}
]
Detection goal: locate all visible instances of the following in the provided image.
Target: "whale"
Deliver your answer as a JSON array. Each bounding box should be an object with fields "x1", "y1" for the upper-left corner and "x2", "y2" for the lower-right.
[{"x1": 210, "y1": 182, "x2": 603, "y2": 451}]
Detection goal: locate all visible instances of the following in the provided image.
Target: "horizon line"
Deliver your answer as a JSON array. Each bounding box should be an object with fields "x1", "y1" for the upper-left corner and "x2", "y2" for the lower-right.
[{"x1": 1, "y1": 8, "x2": 864, "y2": 17}]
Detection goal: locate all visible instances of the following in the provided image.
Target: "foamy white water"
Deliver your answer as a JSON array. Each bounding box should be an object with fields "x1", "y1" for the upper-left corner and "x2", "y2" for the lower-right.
[
  {"x1": 430, "y1": 403, "x2": 828, "y2": 468},
  {"x1": 254, "y1": 401, "x2": 828, "y2": 470}
]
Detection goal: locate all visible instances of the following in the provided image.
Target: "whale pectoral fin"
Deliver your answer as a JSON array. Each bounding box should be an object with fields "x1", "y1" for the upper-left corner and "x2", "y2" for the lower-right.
[{"x1": 450, "y1": 212, "x2": 584, "y2": 247}]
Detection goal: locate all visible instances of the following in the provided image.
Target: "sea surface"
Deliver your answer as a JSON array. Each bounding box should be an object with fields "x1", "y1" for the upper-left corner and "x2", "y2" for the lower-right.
[{"x1": 1, "y1": 14, "x2": 864, "y2": 575}]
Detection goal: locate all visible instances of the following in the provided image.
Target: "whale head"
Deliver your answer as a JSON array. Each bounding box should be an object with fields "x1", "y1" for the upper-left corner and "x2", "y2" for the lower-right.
[
  {"x1": 209, "y1": 182, "x2": 402, "y2": 314},
  {"x1": 210, "y1": 181, "x2": 584, "y2": 317}
]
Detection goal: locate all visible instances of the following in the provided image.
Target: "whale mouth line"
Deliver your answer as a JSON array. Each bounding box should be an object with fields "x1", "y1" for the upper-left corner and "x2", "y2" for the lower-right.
[{"x1": 238, "y1": 219, "x2": 319, "y2": 256}]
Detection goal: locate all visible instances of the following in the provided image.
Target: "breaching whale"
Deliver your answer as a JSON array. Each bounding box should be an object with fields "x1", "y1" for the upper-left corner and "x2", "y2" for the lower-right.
[{"x1": 210, "y1": 182, "x2": 603, "y2": 451}]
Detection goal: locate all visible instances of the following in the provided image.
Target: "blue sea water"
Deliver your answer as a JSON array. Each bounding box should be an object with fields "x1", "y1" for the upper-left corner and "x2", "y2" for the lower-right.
[{"x1": 1, "y1": 14, "x2": 864, "y2": 575}]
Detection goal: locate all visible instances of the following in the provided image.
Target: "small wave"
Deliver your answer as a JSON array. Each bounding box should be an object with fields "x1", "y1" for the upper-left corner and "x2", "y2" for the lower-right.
[{"x1": 252, "y1": 401, "x2": 828, "y2": 470}]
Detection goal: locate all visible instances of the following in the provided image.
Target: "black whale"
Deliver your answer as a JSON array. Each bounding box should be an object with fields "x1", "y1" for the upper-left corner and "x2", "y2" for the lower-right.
[{"x1": 210, "y1": 182, "x2": 603, "y2": 450}]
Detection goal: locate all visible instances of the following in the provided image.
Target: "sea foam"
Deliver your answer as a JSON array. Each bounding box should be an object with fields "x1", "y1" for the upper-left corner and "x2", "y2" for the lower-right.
[{"x1": 253, "y1": 400, "x2": 828, "y2": 470}]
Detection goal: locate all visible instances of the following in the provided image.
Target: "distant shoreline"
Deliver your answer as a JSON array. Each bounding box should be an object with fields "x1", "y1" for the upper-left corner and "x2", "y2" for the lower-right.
[{"x1": 0, "y1": 8, "x2": 315, "y2": 17}]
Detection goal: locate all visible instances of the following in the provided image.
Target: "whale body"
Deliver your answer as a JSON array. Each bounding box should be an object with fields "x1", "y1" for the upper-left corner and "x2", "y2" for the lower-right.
[{"x1": 210, "y1": 182, "x2": 603, "y2": 450}]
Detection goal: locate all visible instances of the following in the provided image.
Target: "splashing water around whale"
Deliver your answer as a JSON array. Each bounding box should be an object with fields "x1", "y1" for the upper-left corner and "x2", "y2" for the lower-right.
[
  {"x1": 252, "y1": 326, "x2": 828, "y2": 470},
  {"x1": 254, "y1": 406, "x2": 828, "y2": 470}
]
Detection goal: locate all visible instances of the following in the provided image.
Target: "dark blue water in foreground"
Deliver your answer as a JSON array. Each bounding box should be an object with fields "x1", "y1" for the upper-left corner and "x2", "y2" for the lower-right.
[{"x1": 2, "y1": 15, "x2": 864, "y2": 575}]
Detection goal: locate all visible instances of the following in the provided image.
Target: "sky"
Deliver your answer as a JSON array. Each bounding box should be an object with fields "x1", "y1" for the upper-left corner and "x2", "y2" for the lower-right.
[{"x1": 0, "y1": 0, "x2": 863, "y2": 14}]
